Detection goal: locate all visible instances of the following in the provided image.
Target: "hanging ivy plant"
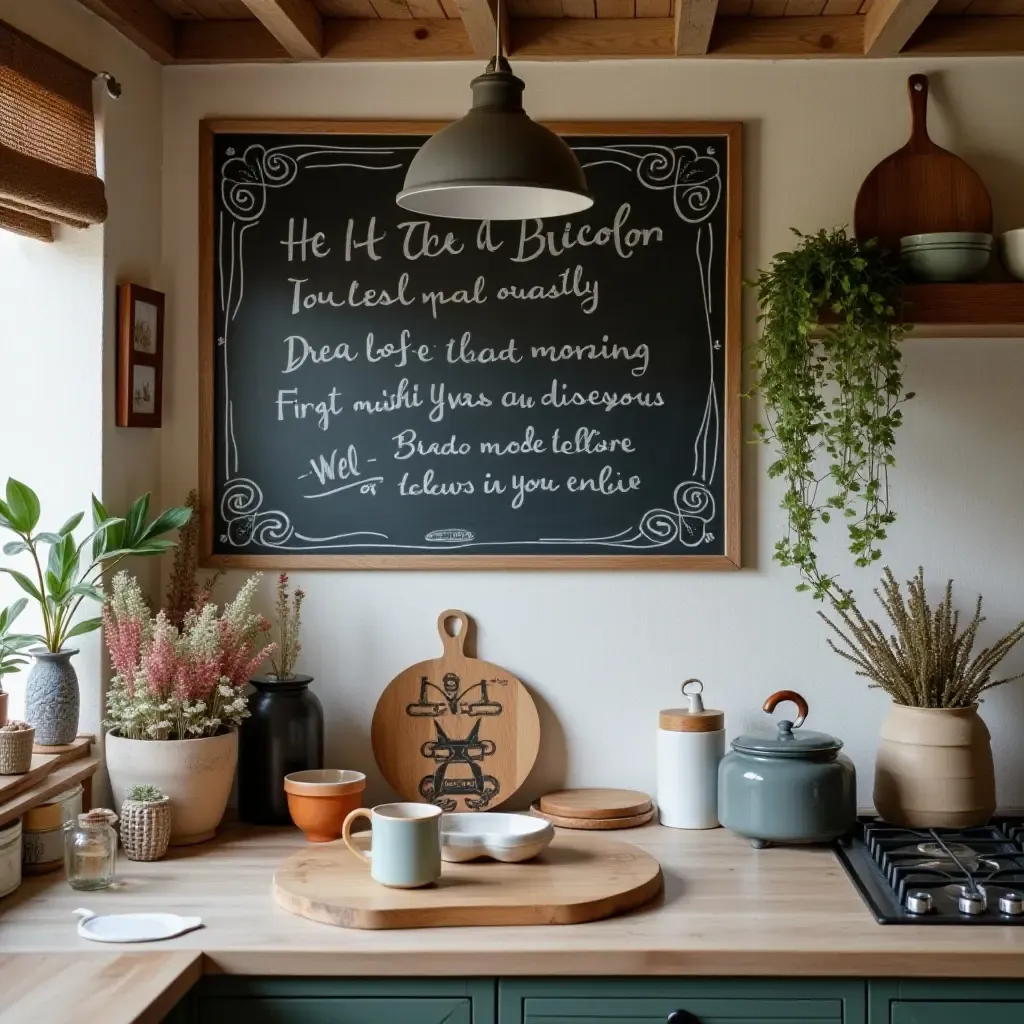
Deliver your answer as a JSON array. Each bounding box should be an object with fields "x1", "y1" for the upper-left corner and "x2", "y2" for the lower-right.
[{"x1": 750, "y1": 228, "x2": 913, "y2": 609}]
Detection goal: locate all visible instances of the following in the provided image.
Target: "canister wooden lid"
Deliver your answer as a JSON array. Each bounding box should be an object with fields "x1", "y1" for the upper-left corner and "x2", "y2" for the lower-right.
[{"x1": 659, "y1": 679, "x2": 724, "y2": 733}]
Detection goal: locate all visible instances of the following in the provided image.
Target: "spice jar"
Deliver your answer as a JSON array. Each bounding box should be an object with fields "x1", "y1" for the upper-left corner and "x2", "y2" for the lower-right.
[
  {"x1": 657, "y1": 679, "x2": 725, "y2": 829},
  {"x1": 63, "y1": 809, "x2": 118, "y2": 891}
]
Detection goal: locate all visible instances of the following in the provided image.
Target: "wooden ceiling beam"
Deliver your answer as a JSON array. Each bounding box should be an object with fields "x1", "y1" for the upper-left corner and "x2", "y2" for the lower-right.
[
  {"x1": 902, "y1": 14, "x2": 1024, "y2": 54},
  {"x1": 75, "y1": 0, "x2": 176, "y2": 63},
  {"x1": 863, "y1": 0, "x2": 937, "y2": 54},
  {"x1": 709, "y1": 13, "x2": 862, "y2": 54},
  {"x1": 238, "y1": 0, "x2": 324, "y2": 59},
  {"x1": 674, "y1": 0, "x2": 720, "y2": 54},
  {"x1": 452, "y1": 0, "x2": 506, "y2": 59},
  {"x1": 176, "y1": 18, "x2": 291, "y2": 61}
]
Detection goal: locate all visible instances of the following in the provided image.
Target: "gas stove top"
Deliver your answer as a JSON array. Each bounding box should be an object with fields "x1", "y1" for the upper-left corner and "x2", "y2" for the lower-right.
[{"x1": 835, "y1": 817, "x2": 1024, "y2": 924}]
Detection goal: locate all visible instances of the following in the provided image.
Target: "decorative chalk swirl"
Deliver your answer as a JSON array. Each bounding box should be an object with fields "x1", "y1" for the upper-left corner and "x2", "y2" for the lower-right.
[
  {"x1": 639, "y1": 482, "x2": 716, "y2": 548},
  {"x1": 220, "y1": 478, "x2": 294, "y2": 547}
]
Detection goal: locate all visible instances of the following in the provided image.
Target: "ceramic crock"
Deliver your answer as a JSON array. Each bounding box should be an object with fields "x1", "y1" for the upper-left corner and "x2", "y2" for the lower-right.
[{"x1": 718, "y1": 690, "x2": 856, "y2": 848}]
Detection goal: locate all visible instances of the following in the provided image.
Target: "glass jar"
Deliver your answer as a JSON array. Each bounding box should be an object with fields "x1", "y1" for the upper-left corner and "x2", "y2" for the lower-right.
[{"x1": 63, "y1": 809, "x2": 118, "y2": 890}]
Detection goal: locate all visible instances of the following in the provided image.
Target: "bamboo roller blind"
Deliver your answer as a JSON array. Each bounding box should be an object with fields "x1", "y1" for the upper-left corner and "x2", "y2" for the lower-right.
[{"x1": 0, "y1": 19, "x2": 107, "y2": 242}]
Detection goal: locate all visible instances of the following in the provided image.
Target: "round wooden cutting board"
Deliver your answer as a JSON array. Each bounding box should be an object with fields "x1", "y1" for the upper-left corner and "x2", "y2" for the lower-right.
[
  {"x1": 273, "y1": 832, "x2": 663, "y2": 929},
  {"x1": 530, "y1": 802, "x2": 656, "y2": 831},
  {"x1": 539, "y1": 788, "x2": 653, "y2": 820},
  {"x1": 371, "y1": 610, "x2": 540, "y2": 812}
]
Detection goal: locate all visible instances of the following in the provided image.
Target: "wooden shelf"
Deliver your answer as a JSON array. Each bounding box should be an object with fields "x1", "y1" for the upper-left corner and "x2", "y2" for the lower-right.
[
  {"x1": 900, "y1": 283, "x2": 1024, "y2": 328},
  {"x1": 0, "y1": 757, "x2": 98, "y2": 828}
]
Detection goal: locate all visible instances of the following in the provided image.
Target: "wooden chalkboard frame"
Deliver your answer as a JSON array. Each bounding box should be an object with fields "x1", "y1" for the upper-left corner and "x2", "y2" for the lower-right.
[{"x1": 199, "y1": 119, "x2": 742, "y2": 571}]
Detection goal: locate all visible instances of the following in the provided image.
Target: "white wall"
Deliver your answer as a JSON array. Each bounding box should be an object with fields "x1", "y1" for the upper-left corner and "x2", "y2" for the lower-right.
[
  {"x1": 0, "y1": 0, "x2": 163, "y2": 746},
  {"x1": 153, "y1": 57, "x2": 1023, "y2": 808}
]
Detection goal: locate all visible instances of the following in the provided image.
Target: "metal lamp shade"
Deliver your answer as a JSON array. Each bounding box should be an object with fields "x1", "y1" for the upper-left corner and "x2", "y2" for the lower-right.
[{"x1": 396, "y1": 65, "x2": 592, "y2": 221}]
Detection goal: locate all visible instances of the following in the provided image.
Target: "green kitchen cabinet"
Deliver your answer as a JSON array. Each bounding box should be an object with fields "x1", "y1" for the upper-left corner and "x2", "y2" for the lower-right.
[
  {"x1": 869, "y1": 980, "x2": 1024, "y2": 1024},
  {"x1": 170, "y1": 978, "x2": 496, "y2": 1024},
  {"x1": 499, "y1": 979, "x2": 866, "y2": 1024}
]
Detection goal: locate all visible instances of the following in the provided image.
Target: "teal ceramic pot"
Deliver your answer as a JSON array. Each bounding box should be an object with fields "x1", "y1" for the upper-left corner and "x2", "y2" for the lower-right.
[
  {"x1": 25, "y1": 649, "x2": 80, "y2": 746},
  {"x1": 718, "y1": 690, "x2": 856, "y2": 849}
]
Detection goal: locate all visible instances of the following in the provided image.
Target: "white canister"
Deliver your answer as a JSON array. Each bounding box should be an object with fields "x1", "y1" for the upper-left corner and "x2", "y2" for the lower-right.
[
  {"x1": 657, "y1": 679, "x2": 725, "y2": 829},
  {"x1": 0, "y1": 818, "x2": 22, "y2": 897}
]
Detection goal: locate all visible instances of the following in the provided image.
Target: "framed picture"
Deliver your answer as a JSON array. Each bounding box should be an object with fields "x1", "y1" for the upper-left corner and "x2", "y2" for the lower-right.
[{"x1": 116, "y1": 283, "x2": 164, "y2": 427}]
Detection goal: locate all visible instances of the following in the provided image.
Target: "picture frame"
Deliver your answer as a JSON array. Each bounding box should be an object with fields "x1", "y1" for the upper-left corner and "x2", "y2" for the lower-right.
[{"x1": 116, "y1": 282, "x2": 164, "y2": 428}]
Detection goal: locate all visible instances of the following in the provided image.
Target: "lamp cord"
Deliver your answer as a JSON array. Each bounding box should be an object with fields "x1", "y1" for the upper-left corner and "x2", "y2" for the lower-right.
[{"x1": 494, "y1": 0, "x2": 502, "y2": 61}]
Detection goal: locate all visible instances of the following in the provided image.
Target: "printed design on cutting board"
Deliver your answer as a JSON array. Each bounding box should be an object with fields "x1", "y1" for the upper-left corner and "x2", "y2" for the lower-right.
[
  {"x1": 407, "y1": 671, "x2": 507, "y2": 811},
  {"x1": 214, "y1": 138, "x2": 724, "y2": 553}
]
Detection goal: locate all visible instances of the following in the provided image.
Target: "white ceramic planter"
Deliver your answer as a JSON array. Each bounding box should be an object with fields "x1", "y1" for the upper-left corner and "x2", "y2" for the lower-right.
[
  {"x1": 105, "y1": 730, "x2": 238, "y2": 845},
  {"x1": 0, "y1": 818, "x2": 21, "y2": 897}
]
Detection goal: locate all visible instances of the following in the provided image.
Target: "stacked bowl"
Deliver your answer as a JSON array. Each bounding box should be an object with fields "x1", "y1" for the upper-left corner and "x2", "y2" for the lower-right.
[
  {"x1": 900, "y1": 232, "x2": 992, "y2": 282},
  {"x1": 999, "y1": 228, "x2": 1024, "y2": 281}
]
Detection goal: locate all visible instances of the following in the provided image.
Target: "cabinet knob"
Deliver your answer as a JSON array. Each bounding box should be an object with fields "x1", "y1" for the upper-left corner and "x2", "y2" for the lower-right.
[{"x1": 667, "y1": 1012, "x2": 702, "y2": 1024}]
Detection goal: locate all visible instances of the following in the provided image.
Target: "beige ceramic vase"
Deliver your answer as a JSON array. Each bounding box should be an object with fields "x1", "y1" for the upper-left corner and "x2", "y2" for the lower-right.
[{"x1": 873, "y1": 703, "x2": 996, "y2": 828}]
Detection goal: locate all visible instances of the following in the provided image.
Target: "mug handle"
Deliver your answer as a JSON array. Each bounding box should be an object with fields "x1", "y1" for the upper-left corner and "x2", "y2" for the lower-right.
[{"x1": 342, "y1": 808, "x2": 372, "y2": 866}]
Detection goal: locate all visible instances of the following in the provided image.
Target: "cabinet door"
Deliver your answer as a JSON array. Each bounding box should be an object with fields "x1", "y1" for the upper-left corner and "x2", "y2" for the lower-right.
[
  {"x1": 198, "y1": 996, "x2": 471, "y2": 1024},
  {"x1": 891, "y1": 1004, "x2": 1024, "y2": 1024}
]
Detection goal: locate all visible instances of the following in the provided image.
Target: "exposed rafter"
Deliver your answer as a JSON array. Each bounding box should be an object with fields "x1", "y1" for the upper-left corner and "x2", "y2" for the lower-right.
[
  {"x1": 674, "y1": 0, "x2": 720, "y2": 54},
  {"x1": 75, "y1": 0, "x2": 175, "y2": 63},
  {"x1": 453, "y1": 0, "x2": 505, "y2": 59},
  {"x1": 863, "y1": 0, "x2": 937, "y2": 55},
  {"x1": 239, "y1": 0, "x2": 324, "y2": 59}
]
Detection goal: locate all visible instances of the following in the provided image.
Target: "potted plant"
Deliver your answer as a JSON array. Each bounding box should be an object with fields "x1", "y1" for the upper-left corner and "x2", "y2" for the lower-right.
[
  {"x1": 239, "y1": 573, "x2": 321, "y2": 825},
  {"x1": 119, "y1": 784, "x2": 172, "y2": 862},
  {"x1": 0, "y1": 480, "x2": 192, "y2": 744},
  {"x1": 0, "y1": 598, "x2": 34, "y2": 727},
  {"x1": 822, "y1": 567, "x2": 1024, "y2": 828},
  {"x1": 0, "y1": 720, "x2": 35, "y2": 775},
  {"x1": 750, "y1": 228, "x2": 911, "y2": 608},
  {"x1": 103, "y1": 571, "x2": 275, "y2": 844}
]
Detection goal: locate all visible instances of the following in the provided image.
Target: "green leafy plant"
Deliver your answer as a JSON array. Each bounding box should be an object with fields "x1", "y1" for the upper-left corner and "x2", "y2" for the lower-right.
[
  {"x1": 750, "y1": 228, "x2": 912, "y2": 608},
  {"x1": 0, "y1": 479, "x2": 192, "y2": 653},
  {"x1": 126, "y1": 784, "x2": 165, "y2": 803},
  {"x1": 821, "y1": 567, "x2": 1024, "y2": 708},
  {"x1": 0, "y1": 598, "x2": 34, "y2": 688}
]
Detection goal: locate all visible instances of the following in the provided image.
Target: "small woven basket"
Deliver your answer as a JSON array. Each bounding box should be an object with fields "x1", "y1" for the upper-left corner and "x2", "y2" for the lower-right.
[
  {"x1": 119, "y1": 796, "x2": 172, "y2": 861},
  {"x1": 0, "y1": 723, "x2": 35, "y2": 775}
]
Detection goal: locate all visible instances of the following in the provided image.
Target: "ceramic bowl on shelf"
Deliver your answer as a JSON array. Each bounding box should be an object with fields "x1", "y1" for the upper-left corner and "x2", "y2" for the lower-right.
[
  {"x1": 900, "y1": 232, "x2": 992, "y2": 283},
  {"x1": 999, "y1": 228, "x2": 1024, "y2": 281},
  {"x1": 284, "y1": 769, "x2": 365, "y2": 843},
  {"x1": 440, "y1": 812, "x2": 554, "y2": 863}
]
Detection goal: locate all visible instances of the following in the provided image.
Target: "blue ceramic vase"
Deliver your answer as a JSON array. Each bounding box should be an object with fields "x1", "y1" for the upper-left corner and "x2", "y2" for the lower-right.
[{"x1": 25, "y1": 649, "x2": 80, "y2": 745}]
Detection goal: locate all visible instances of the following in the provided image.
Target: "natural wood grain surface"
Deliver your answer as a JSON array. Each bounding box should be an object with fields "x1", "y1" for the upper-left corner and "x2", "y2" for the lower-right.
[
  {"x1": 674, "y1": 0, "x2": 720, "y2": 52},
  {"x1": 4, "y1": 822, "x2": 1024, "y2": 975},
  {"x1": 240, "y1": 0, "x2": 325, "y2": 57},
  {"x1": 530, "y1": 801, "x2": 656, "y2": 829},
  {"x1": 371, "y1": 610, "x2": 540, "y2": 812},
  {"x1": 0, "y1": 757, "x2": 98, "y2": 828},
  {"x1": 33, "y1": 735, "x2": 94, "y2": 767},
  {"x1": 0, "y1": 754, "x2": 60, "y2": 805},
  {"x1": 452, "y1": 0, "x2": 505, "y2": 56},
  {"x1": 75, "y1": 0, "x2": 177, "y2": 63},
  {"x1": 539, "y1": 787, "x2": 653, "y2": 820},
  {"x1": 0, "y1": 952, "x2": 202, "y2": 1024},
  {"x1": 863, "y1": 0, "x2": 937, "y2": 53},
  {"x1": 274, "y1": 832, "x2": 663, "y2": 928},
  {"x1": 854, "y1": 74, "x2": 993, "y2": 252}
]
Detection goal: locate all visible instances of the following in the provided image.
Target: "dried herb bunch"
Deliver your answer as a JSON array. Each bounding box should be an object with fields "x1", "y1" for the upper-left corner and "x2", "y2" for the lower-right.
[
  {"x1": 821, "y1": 567, "x2": 1024, "y2": 708},
  {"x1": 165, "y1": 490, "x2": 221, "y2": 627},
  {"x1": 269, "y1": 573, "x2": 305, "y2": 679}
]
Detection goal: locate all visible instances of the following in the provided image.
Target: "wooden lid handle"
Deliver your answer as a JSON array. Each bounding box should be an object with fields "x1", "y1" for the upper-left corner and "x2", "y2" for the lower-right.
[
  {"x1": 762, "y1": 689, "x2": 808, "y2": 729},
  {"x1": 437, "y1": 609, "x2": 469, "y2": 657},
  {"x1": 908, "y1": 74, "x2": 930, "y2": 150}
]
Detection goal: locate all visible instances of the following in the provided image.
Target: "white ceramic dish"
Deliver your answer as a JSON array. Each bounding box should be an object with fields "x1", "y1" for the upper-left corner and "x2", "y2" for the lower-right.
[
  {"x1": 901, "y1": 232, "x2": 992, "y2": 248},
  {"x1": 74, "y1": 908, "x2": 203, "y2": 943},
  {"x1": 440, "y1": 812, "x2": 555, "y2": 863},
  {"x1": 999, "y1": 228, "x2": 1024, "y2": 281}
]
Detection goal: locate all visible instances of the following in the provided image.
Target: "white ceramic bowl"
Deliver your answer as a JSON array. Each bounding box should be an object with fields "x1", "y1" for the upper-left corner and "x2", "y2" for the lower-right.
[
  {"x1": 999, "y1": 228, "x2": 1024, "y2": 281},
  {"x1": 440, "y1": 812, "x2": 555, "y2": 863},
  {"x1": 901, "y1": 232, "x2": 992, "y2": 248}
]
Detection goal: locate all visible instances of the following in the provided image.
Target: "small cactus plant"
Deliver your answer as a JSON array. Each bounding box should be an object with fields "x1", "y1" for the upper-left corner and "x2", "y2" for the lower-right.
[
  {"x1": 120, "y1": 784, "x2": 171, "y2": 861},
  {"x1": 127, "y1": 784, "x2": 165, "y2": 802}
]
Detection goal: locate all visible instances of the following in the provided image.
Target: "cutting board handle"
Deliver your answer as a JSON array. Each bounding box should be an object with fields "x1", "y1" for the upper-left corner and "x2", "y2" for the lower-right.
[
  {"x1": 437, "y1": 608, "x2": 470, "y2": 657},
  {"x1": 907, "y1": 74, "x2": 931, "y2": 151}
]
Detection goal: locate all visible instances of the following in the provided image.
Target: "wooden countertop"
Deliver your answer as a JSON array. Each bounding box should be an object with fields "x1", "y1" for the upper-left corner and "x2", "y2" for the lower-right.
[{"x1": 2, "y1": 822, "x2": 1024, "y2": 978}]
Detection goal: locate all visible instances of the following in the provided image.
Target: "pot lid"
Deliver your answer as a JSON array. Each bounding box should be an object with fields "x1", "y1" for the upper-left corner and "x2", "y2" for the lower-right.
[{"x1": 731, "y1": 689, "x2": 843, "y2": 757}]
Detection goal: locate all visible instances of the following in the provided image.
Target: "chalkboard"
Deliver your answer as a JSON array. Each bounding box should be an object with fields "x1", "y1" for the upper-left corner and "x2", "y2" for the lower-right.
[{"x1": 199, "y1": 120, "x2": 741, "y2": 569}]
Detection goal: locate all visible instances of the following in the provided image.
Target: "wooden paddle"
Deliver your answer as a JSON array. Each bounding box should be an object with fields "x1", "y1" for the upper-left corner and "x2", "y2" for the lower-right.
[{"x1": 854, "y1": 74, "x2": 992, "y2": 255}]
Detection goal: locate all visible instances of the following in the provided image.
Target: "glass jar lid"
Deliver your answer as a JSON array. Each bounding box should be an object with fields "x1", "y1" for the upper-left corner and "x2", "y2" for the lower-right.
[{"x1": 730, "y1": 690, "x2": 843, "y2": 758}]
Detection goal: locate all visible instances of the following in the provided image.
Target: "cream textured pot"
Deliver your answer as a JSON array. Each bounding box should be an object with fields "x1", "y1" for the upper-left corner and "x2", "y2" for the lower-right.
[
  {"x1": 105, "y1": 730, "x2": 238, "y2": 845},
  {"x1": 873, "y1": 703, "x2": 996, "y2": 828}
]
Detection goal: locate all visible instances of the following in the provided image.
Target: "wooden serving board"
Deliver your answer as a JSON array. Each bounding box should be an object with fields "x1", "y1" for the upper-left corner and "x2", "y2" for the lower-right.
[
  {"x1": 539, "y1": 788, "x2": 653, "y2": 820},
  {"x1": 530, "y1": 802, "x2": 656, "y2": 831},
  {"x1": 854, "y1": 74, "x2": 992, "y2": 253},
  {"x1": 371, "y1": 610, "x2": 540, "y2": 812},
  {"x1": 273, "y1": 833, "x2": 662, "y2": 929}
]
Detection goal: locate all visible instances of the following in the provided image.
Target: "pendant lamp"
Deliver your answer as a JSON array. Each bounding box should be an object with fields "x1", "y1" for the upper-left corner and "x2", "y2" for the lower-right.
[{"x1": 395, "y1": 0, "x2": 592, "y2": 221}]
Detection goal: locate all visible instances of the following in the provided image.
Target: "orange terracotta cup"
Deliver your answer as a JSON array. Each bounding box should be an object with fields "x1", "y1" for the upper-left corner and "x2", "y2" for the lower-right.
[{"x1": 284, "y1": 769, "x2": 366, "y2": 843}]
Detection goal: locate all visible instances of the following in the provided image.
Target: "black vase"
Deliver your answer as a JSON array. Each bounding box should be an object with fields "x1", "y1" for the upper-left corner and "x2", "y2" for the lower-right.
[{"x1": 238, "y1": 674, "x2": 324, "y2": 825}]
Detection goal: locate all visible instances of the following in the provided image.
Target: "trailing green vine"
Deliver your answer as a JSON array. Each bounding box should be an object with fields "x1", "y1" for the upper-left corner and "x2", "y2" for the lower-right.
[{"x1": 750, "y1": 228, "x2": 912, "y2": 609}]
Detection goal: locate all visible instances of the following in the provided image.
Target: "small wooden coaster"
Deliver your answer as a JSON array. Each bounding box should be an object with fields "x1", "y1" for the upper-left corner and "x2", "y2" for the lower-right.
[
  {"x1": 539, "y1": 787, "x2": 653, "y2": 821},
  {"x1": 530, "y1": 802, "x2": 656, "y2": 831}
]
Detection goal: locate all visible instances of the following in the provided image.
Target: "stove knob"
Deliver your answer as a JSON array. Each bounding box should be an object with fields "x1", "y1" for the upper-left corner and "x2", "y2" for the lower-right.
[
  {"x1": 999, "y1": 892, "x2": 1024, "y2": 916},
  {"x1": 958, "y1": 891, "x2": 986, "y2": 916},
  {"x1": 905, "y1": 891, "x2": 934, "y2": 915}
]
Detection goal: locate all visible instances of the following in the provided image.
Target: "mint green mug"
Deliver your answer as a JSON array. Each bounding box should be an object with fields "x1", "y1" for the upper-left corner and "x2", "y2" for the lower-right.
[{"x1": 342, "y1": 802, "x2": 442, "y2": 888}]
